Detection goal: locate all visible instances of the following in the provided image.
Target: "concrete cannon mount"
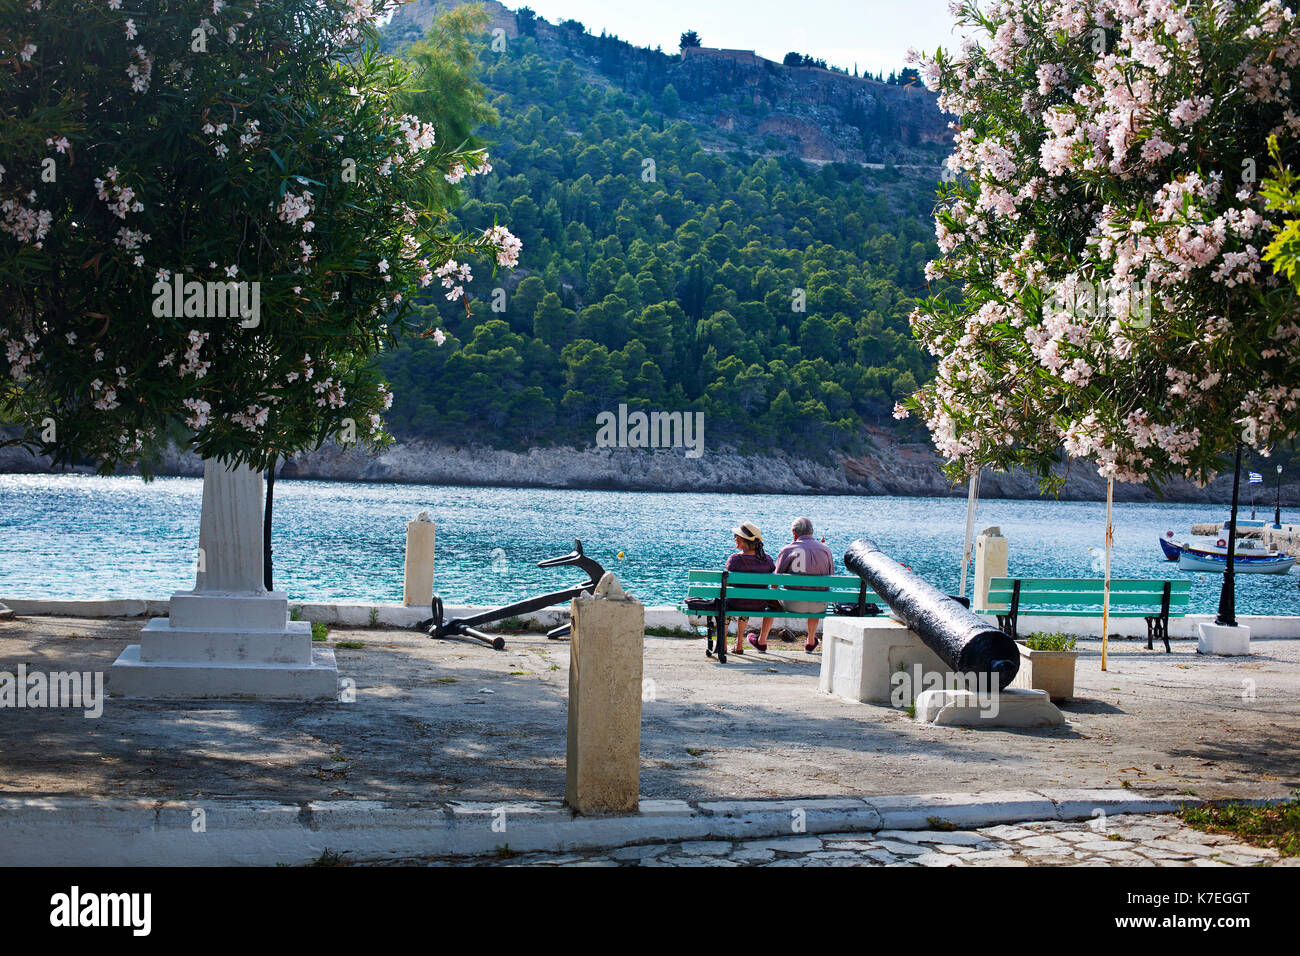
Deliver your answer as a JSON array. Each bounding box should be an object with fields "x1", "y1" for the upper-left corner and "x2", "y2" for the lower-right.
[{"x1": 2, "y1": 614, "x2": 1298, "y2": 814}]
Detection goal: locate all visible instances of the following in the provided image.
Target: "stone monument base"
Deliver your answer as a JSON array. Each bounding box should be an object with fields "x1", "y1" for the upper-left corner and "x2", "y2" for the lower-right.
[
  {"x1": 110, "y1": 644, "x2": 338, "y2": 700},
  {"x1": 916, "y1": 687, "x2": 1064, "y2": 728},
  {"x1": 110, "y1": 589, "x2": 339, "y2": 700}
]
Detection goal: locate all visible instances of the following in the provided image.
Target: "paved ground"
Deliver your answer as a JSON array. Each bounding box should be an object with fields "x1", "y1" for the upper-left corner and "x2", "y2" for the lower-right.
[
  {"x1": 390, "y1": 814, "x2": 1299, "y2": 867},
  {"x1": 1, "y1": 616, "x2": 1298, "y2": 804}
]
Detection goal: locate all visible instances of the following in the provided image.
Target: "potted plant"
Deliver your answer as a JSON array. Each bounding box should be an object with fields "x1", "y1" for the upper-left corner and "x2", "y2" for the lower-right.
[{"x1": 1013, "y1": 632, "x2": 1079, "y2": 702}]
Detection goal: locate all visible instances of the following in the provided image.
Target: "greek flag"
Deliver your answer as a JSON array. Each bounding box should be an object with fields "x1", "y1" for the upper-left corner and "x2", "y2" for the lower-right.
[{"x1": 1249, "y1": 472, "x2": 1264, "y2": 484}]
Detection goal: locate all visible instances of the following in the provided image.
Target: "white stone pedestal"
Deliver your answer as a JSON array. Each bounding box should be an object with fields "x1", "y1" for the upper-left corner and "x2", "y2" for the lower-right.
[
  {"x1": 110, "y1": 459, "x2": 338, "y2": 700},
  {"x1": 820, "y1": 616, "x2": 949, "y2": 704},
  {"x1": 1197, "y1": 622, "x2": 1251, "y2": 656},
  {"x1": 916, "y1": 687, "x2": 1064, "y2": 727}
]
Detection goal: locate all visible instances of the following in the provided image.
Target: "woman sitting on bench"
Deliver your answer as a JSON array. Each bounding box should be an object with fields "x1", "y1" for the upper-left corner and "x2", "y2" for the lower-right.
[{"x1": 724, "y1": 521, "x2": 775, "y2": 656}]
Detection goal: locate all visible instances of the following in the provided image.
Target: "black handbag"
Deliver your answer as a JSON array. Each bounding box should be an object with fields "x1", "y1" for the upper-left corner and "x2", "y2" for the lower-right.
[{"x1": 832, "y1": 601, "x2": 881, "y2": 616}]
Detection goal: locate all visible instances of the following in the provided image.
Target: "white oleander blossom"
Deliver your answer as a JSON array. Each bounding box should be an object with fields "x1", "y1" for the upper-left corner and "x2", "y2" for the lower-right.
[
  {"x1": 481, "y1": 225, "x2": 522, "y2": 268},
  {"x1": 182, "y1": 397, "x2": 212, "y2": 429},
  {"x1": 433, "y1": 259, "x2": 472, "y2": 300}
]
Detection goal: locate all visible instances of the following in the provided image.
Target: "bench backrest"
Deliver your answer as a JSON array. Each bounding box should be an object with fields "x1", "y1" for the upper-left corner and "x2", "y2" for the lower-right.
[
  {"x1": 987, "y1": 577, "x2": 1191, "y2": 610},
  {"x1": 687, "y1": 570, "x2": 886, "y2": 606}
]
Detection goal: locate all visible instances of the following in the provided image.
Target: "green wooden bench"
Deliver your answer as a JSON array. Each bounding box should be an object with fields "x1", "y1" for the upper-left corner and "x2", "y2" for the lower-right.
[
  {"x1": 680, "y1": 570, "x2": 885, "y2": 663},
  {"x1": 982, "y1": 577, "x2": 1192, "y2": 652}
]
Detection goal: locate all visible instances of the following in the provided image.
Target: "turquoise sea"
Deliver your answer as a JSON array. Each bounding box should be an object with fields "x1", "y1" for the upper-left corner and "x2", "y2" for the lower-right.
[{"x1": 1, "y1": 474, "x2": 1297, "y2": 615}]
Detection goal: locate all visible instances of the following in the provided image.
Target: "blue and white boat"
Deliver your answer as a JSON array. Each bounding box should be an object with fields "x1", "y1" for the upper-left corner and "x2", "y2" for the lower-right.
[
  {"x1": 1177, "y1": 547, "x2": 1295, "y2": 574},
  {"x1": 1159, "y1": 527, "x2": 1294, "y2": 573}
]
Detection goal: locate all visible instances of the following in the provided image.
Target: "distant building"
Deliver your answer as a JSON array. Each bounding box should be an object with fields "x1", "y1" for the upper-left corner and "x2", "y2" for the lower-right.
[{"x1": 681, "y1": 46, "x2": 765, "y2": 67}]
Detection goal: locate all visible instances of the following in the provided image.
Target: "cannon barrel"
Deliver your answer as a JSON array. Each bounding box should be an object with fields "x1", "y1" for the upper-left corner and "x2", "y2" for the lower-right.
[{"x1": 844, "y1": 538, "x2": 1019, "y2": 690}]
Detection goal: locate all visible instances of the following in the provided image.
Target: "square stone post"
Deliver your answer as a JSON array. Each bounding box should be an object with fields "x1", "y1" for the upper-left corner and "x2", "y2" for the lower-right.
[
  {"x1": 565, "y1": 573, "x2": 644, "y2": 814},
  {"x1": 110, "y1": 459, "x2": 338, "y2": 699},
  {"x1": 402, "y1": 511, "x2": 436, "y2": 607},
  {"x1": 973, "y1": 526, "x2": 1008, "y2": 612}
]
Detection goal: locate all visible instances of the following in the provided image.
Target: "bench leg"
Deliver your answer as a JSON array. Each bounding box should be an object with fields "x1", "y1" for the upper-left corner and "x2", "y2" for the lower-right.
[
  {"x1": 716, "y1": 615, "x2": 727, "y2": 664},
  {"x1": 705, "y1": 618, "x2": 715, "y2": 658},
  {"x1": 1145, "y1": 616, "x2": 1171, "y2": 653}
]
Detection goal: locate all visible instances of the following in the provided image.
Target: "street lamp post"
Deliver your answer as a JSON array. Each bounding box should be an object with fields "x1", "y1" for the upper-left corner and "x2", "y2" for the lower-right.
[
  {"x1": 1276, "y1": 464, "x2": 1284, "y2": 529},
  {"x1": 1216, "y1": 443, "x2": 1243, "y2": 629}
]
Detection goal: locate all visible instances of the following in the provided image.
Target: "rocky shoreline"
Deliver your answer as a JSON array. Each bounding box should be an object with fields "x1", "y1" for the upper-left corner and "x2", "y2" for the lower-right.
[{"x1": 3, "y1": 427, "x2": 1297, "y2": 505}]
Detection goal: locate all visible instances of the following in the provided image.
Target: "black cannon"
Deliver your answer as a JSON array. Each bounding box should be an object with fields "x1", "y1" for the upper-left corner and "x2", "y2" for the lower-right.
[
  {"x1": 844, "y1": 538, "x2": 1019, "y2": 690},
  {"x1": 418, "y1": 539, "x2": 606, "y2": 650}
]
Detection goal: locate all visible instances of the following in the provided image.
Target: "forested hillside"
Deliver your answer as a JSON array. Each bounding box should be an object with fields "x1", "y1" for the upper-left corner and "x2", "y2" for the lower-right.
[{"x1": 378, "y1": 3, "x2": 951, "y2": 455}]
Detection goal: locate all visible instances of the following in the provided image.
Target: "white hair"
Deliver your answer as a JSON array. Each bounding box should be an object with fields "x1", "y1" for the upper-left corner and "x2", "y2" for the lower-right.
[{"x1": 792, "y1": 516, "x2": 813, "y2": 536}]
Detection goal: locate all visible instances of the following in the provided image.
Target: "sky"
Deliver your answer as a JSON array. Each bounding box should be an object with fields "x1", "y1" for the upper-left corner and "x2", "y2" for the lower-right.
[{"x1": 510, "y1": 0, "x2": 965, "y2": 78}]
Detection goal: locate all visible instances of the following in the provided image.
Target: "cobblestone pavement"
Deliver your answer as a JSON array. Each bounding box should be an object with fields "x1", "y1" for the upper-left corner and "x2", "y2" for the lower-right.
[{"x1": 398, "y1": 814, "x2": 1299, "y2": 867}]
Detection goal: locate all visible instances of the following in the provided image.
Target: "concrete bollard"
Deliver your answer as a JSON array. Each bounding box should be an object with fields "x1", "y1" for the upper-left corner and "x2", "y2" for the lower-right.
[
  {"x1": 402, "y1": 511, "x2": 436, "y2": 607},
  {"x1": 973, "y1": 526, "x2": 1008, "y2": 612},
  {"x1": 566, "y1": 572, "x2": 644, "y2": 814}
]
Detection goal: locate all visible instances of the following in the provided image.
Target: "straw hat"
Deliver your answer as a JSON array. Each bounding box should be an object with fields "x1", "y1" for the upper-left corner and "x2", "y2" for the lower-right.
[{"x1": 732, "y1": 521, "x2": 762, "y2": 542}]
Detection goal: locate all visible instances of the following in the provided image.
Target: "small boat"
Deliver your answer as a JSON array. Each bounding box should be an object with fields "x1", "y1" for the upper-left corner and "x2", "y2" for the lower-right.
[
  {"x1": 1177, "y1": 549, "x2": 1295, "y2": 574},
  {"x1": 1161, "y1": 525, "x2": 1294, "y2": 573}
]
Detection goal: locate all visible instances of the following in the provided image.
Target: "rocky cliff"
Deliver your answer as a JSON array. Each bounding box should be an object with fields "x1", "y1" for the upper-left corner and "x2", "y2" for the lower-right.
[{"x1": 4, "y1": 427, "x2": 1295, "y2": 506}]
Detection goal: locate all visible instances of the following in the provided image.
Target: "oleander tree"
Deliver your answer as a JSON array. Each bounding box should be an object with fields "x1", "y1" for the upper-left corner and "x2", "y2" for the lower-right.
[
  {"x1": 898, "y1": 0, "x2": 1300, "y2": 491},
  {"x1": 1263, "y1": 134, "x2": 1300, "y2": 293},
  {"x1": 0, "y1": 0, "x2": 519, "y2": 473}
]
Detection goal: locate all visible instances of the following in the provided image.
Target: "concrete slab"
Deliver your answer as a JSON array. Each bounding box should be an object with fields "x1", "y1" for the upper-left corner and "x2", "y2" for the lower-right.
[
  {"x1": 698, "y1": 797, "x2": 882, "y2": 836},
  {"x1": 1040, "y1": 788, "x2": 1187, "y2": 820},
  {"x1": 916, "y1": 687, "x2": 1065, "y2": 727},
  {"x1": 866, "y1": 791, "x2": 1059, "y2": 830}
]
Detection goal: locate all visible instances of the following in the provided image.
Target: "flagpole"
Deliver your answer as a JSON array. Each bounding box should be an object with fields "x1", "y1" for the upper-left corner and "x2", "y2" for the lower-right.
[
  {"x1": 959, "y1": 467, "x2": 981, "y2": 600},
  {"x1": 1102, "y1": 477, "x2": 1113, "y2": 672}
]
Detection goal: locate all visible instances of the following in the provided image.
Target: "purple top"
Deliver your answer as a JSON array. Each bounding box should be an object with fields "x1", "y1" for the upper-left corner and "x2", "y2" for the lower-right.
[
  {"x1": 724, "y1": 551, "x2": 776, "y2": 611},
  {"x1": 726, "y1": 552, "x2": 776, "y2": 575}
]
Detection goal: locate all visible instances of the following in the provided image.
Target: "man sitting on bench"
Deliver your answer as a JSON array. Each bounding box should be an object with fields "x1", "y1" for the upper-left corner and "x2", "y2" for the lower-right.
[{"x1": 755, "y1": 516, "x2": 834, "y2": 653}]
